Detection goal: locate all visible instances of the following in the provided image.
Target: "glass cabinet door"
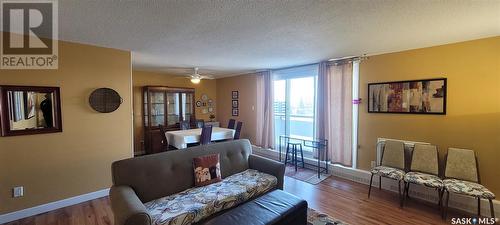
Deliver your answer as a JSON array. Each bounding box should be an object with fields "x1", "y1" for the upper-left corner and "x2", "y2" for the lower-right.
[
  {"x1": 181, "y1": 93, "x2": 194, "y2": 123},
  {"x1": 167, "y1": 93, "x2": 180, "y2": 126},
  {"x1": 150, "y1": 91, "x2": 165, "y2": 126}
]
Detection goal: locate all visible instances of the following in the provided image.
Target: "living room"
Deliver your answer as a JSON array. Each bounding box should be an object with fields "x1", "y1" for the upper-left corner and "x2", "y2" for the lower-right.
[{"x1": 0, "y1": 1, "x2": 499, "y2": 225}]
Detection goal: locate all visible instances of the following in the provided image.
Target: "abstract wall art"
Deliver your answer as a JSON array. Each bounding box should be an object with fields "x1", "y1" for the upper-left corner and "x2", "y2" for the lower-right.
[{"x1": 368, "y1": 78, "x2": 446, "y2": 114}]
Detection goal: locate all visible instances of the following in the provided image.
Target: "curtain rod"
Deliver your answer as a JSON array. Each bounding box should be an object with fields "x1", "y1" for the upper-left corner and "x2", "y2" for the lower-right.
[{"x1": 327, "y1": 55, "x2": 368, "y2": 66}]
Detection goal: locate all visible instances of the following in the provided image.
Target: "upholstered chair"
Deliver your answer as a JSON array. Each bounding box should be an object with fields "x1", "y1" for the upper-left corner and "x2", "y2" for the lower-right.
[
  {"x1": 180, "y1": 121, "x2": 190, "y2": 130},
  {"x1": 200, "y1": 125, "x2": 213, "y2": 145},
  {"x1": 368, "y1": 140, "x2": 406, "y2": 206},
  {"x1": 227, "y1": 119, "x2": 236, "y2": 129},
  {"x1": 442, "y1": 148, "x2": 495, "y2": 219},
  {"x1": 403, "y1": 144, "x2": 442, "y2": 206}
]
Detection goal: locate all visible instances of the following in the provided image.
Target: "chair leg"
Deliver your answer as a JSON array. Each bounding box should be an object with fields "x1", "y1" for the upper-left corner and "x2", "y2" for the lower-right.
[
  {"x1": 379, "y1": 176, "x2": 382, "y2": 190},
  {"x1": 402, "y1": 182, "x2": 407, "y2": 207},
  {"x1": 437, "y1": 188, "x2": 443, "y2": 208},
  {"x1": 294, "y1": 145, "x2": 298, "y2": 171},
  {"x1": 442, "y1": 190, "x2": 450, "y2": 220},
  {"x1": 368, "y1": 173, "x2": 374, "y2": 198},
  {"x1": 477, "y1": 197, "x2": 481, "y2": 217},
  {"x1": 489, "y1": 198, "x2": 495, "y2": 218},
  {"x1": 398, "y1": 180, "x2": 403, "y2": 207},
  {"x1": 406, "y1": 182, "x2": 411, "y2": 199},
  {"x1": 284, "y1": 144, "x2": 290, "y2": 166},
  {"x1": 300, "y1": 144, "x2": 304, "y2": 168}
]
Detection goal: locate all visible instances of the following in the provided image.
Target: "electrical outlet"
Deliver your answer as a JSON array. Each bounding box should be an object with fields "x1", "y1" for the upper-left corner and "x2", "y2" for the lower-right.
[
  {"x1": 13, "y1": 186, "x2": 24, "y2": 198},
  {"x1": 371, "y1": 161, "x2": 376, "y2": 168}
]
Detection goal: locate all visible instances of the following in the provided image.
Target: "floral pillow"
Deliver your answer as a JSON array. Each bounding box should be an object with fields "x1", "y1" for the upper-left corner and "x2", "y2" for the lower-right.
[{"x1": 193, "y1": 154, "x2": 222, "y2": 187}]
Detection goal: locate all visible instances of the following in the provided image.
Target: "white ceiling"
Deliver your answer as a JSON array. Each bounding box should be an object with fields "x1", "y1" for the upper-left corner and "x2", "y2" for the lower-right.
[{"x1": 54, "y1": 0, "x2": 500, "y2": 77}]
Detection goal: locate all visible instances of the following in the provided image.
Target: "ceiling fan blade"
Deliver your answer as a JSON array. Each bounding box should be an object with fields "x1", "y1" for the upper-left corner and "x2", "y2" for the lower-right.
[{"x1": 201, "y1": 75, "x2": 215, "y2": 80}]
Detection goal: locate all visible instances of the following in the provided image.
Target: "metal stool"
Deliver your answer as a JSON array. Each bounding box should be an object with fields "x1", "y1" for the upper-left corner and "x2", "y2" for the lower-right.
[{"x1": 285, "y1": 142, "x2": 304, "y2": 171}]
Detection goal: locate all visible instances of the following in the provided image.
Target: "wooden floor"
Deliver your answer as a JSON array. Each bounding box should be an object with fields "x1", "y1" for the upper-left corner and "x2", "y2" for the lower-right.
[{"x1": 6, "y1": 176, "x2": 468, "y2": 225}]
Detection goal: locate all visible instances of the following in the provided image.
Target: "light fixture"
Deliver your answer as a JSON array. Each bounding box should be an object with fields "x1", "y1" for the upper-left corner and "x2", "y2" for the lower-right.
[{"x1": 190, "y1": 77, "x2": 201, "y2": 84}]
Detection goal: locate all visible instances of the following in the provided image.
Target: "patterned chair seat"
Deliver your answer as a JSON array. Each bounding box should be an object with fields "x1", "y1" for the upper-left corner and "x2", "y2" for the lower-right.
[
  {"x1": 144, "y1": 169, "x2": 277, "y2": 225},
  {"x1": 371, "y1": 166, "x2": 405, "y2": 180},
  {"x1": 404, "y1": 172, "x2": 443, "y2": 189},
  {"x1": 444, "y1": 179, "x2": 495, "y2": 199}
]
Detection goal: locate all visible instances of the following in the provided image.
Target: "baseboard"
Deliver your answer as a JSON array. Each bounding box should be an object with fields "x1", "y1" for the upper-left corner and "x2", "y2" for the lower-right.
[
  {"x1": 252, "y1": 145, "x2": 500, "y2": 217},
  {"x1": 0, "y1": 188, "x2": 109, "y2": 224}
]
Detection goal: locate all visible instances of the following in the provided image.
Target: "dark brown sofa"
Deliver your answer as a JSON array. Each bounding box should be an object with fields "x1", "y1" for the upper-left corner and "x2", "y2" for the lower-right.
[{"x1": 110, "y1": 139, "x2": 286, "y2": 225}]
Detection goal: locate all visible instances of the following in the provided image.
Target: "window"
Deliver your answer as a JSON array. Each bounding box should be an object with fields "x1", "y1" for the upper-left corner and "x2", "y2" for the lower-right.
[{"x1": 273, "y1": 65, "x2": 318, "y2": 154}]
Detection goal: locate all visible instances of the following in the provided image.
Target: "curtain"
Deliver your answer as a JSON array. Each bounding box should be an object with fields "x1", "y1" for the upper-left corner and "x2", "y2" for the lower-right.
[
  {"x1": 256, "y1": 70, "x2": 274, "y2": 149},
  {"x1": 315, "y1": 62, "x2": 353, "y2": 166}
]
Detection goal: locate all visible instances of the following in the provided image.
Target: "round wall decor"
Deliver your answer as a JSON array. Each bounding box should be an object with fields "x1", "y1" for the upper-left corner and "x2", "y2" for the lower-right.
[{"x1": 89, "y1": 88, "x2": 122, "y2": 113}]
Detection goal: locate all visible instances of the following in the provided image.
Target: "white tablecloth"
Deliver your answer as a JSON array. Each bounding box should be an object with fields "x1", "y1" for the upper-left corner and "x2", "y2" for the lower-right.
[{"x1": 165, "y1": 127, "x2": 235, "y2": 149}]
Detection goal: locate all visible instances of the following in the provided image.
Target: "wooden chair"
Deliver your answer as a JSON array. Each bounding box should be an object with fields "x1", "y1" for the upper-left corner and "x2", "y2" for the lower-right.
[
  {"x1": 179, "y1": 121, "x2": 190, "y2": 130},
  {"x1": 195, "y1": 119, "x2": 205, "y2": 128},
  {"x1": 200, "y1": 125, "x2": 213, "y2": 145},
  {"x1": 403, "y1": 144, "x2": 442, "y2": 207},
  {"x1": 442, "y1": 148, "x2": 495, "y2": 219},
  {"x1": 227, "y1": 119, "x2": 236, "y2": 129},
  {"x1": 368, "y1": 140, "x2": 406, "y2": 207},
  {"x1": 158, "y1": 124, "x2": 171, "y2": 151},
  {"x1": 234, "y1": 121, "x2": 242, "y2": 140}
]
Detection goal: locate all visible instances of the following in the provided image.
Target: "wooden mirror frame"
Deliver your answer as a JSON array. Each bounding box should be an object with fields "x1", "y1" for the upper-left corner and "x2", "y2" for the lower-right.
[{"x1": 0, "y1": 85, "x2": 62, "y2": 136}]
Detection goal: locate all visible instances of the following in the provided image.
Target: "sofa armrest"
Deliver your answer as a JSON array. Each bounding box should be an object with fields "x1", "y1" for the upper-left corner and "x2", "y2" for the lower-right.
[
  {"x1": 110, "y1": 185, "x2": 152, "y2": 225},
  {"x1": 248, "y1": 154, "x2": 285, "y2": 190}
]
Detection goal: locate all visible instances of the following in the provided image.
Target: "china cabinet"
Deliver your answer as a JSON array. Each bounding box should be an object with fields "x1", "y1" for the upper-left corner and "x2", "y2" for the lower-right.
[{"x1": 143, "y1": 86, "x2": 195, "y2": 154}]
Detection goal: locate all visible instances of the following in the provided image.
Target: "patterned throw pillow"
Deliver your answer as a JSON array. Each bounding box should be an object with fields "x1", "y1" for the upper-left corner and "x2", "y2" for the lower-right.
[{"x1": 193, "y1": 154, "x2": 222, "y2": 187}]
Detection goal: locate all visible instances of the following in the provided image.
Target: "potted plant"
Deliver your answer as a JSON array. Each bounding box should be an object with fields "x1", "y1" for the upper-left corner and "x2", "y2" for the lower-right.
[{"x1": 209, "y1": 114, "x2": 215, "y2": 122}]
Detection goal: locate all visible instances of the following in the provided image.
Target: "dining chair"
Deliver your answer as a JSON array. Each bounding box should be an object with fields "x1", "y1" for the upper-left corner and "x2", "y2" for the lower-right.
[
  {"x1": 200, "y1": 125, "x2": 213, "y2": 145},
  {"x1": 368, "y1": 140, "x2": 406, "y2": 207},
  {"x1": 227, "y1": 119, "x2": 236, "y2": 129},
  {"x1": 403, "y1": 144, "x2": 442, "y2": 207},
  {"x1": 179, "y1": 121, "x2": 190, "y2": 130},
  {"x1": 195, "y1": 119, "x2": 205, "y2": 128},
  {"x1": 442, "y1": 148, "x2": 495, "y2": 219},
  {"x1": 158, "y1": 124, "x2": 171, "y2": 151},
  {"x1": 233, "y1": 122, "x2": 243, "y2": 139}
]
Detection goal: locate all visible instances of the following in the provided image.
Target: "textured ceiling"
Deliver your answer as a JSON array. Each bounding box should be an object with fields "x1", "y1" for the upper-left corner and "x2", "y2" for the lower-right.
[{"x1": 53, "y1": 1, "x2": 500, "y2": 76}]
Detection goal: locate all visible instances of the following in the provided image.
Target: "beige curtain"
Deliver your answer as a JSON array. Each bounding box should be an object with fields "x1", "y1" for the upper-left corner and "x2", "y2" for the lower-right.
[
  {"x1": 256, "y1": 71, "x2": 274, "y2": 149},
  {"x1": 316, "y1": 62, "x2": 353, "y2": 166}
]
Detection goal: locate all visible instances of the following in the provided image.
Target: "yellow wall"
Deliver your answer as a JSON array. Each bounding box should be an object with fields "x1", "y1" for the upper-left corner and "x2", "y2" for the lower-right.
[
  {"x1": 0, "y1": 39, "x2": 133, "y2": 214},
  {"x1": 216, "y1": 73, "x2": 259, "y2": 143},
  {"x1": 132, "y1": 70, "x2": 217, "y2": 153},
  {"x1": 358, "y1": 36, "x2": 500, "y2": 194}
]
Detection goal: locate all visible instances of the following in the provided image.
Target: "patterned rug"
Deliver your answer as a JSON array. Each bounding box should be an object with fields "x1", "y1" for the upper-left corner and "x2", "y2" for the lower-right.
[
  {"x1": 285, "y1": 165, "x2": 331, "y2": 185},
  {"x1": 308, "y1": 208, "x2": 349, "y2": 225}
]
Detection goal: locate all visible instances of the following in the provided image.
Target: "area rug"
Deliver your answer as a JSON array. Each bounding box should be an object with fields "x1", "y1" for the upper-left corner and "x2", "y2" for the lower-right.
[
  {"x1": 308, "y1": 208, "x2": 349, "y2": 225},
  {"x1": 285, "y1": 165, "x2": 331, "y2": 185}
]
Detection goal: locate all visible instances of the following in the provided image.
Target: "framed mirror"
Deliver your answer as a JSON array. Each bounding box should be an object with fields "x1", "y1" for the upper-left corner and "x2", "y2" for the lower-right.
[{"x1": 0, "y1": 85, "x2": 62, "y2": 136}]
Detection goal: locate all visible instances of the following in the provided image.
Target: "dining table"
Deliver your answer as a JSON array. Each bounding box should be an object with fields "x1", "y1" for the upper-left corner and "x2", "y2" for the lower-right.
[{"x1": 165, "y1": 127, "x2": 235, "y2": 149}]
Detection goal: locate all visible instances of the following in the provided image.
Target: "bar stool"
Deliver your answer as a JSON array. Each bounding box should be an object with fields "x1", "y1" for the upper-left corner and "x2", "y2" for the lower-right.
[{"x1": 285, "y1": 141, "x2": 305, "y2": 171}]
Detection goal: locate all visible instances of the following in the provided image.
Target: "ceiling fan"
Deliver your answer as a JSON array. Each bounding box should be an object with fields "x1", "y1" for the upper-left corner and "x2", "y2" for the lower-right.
[{"x1": 185, "y1": 67, "x2": 214, "y2": 84}]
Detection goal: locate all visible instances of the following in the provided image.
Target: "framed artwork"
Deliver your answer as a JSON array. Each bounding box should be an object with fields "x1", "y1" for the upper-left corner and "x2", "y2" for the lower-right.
[
  {"x1": 232, "y1": 100, "x2": 238, "y2": 108},
  {"x1": 24, "y1": 91, "x2": 36, "y2": 119},
  {"x1": 232, "y1": 91, "x2": 239, "y2": 99},
  {"x1": 368, "y1": 78, "x2": 446, "y2": 114},
  {"x1": 232, "y1": 108, "x2": 239, "y2": 116}
]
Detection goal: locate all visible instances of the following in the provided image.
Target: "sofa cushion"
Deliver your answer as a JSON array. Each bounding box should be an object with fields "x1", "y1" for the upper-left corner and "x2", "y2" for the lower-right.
[
  {"x1": 144, "y1": 169, "x2": 277, "y2": 225},
  {"x1": 200, "y1": 190, "x2": 307, "y2": 225}
]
